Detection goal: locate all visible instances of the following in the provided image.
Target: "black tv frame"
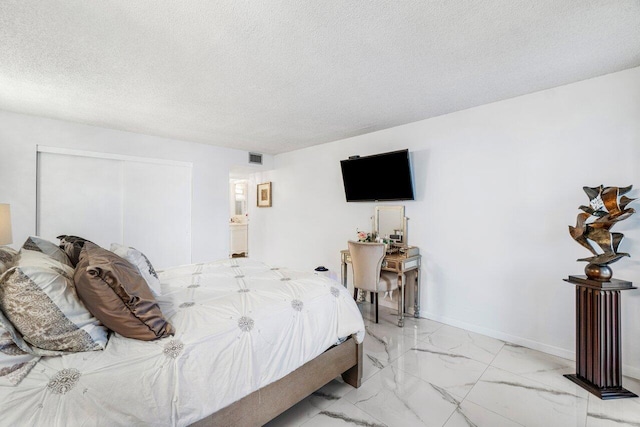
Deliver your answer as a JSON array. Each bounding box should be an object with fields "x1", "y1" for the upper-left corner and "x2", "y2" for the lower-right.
[{"x1": 340, "y1": 149, "x2": 415, "y2": 202}]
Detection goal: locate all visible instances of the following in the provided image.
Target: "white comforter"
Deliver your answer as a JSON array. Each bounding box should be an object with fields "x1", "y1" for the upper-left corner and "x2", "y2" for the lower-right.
[{"x1": 0, "y1": 258, "x2": 365, "y2": 426}]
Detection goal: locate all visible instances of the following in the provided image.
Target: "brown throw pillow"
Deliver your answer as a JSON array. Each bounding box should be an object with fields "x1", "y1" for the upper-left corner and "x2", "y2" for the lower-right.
[{"x1": 74, "y1": 242, "x2": 174, "y2": 341}]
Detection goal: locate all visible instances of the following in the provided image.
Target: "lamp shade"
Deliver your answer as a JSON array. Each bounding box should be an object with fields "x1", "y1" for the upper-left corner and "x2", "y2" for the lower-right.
[{"x1": 0, "y1": 204, "x2": 12, "y2": 245}]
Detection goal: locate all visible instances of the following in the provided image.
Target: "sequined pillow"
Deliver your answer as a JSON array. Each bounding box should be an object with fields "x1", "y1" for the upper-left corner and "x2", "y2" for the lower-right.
[
  {"x1": 21, "y1": 236, "x2": 72, "y2": 268},
  {"x1": 110, "y1": 243, "x2": 161, "y2": 296},
  {"x1": 0, "y1": 246, "x2": 18, "y2": 276},
  {"x1": 0, "y1": 254, "x2": 108, "y2": 352},
  {"x1": 58, "y1": 235, "x2": 94, "y2": 267}
]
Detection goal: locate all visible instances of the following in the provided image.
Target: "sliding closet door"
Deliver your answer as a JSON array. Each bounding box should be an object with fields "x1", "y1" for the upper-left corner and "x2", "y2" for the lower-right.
[
  {"x1": 122, "y1": 161, "x2": 191, "y2": 268},
  {"x1": 37, "y1": 147, "x2": 192, "y2": 269},
  {"x1": 37, "y1": 152, "x2": 124, "y2": 247}
]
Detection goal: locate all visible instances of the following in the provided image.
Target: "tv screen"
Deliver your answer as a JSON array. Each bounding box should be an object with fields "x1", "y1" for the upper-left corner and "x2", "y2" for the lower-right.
[{"x1": 340, "y1": 149, "x2": 414, "y2": 202}]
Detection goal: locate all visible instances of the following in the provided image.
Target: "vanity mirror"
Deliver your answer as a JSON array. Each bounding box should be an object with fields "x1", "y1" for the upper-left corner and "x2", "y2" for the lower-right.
[{"x1": 374, "y1": 205, "x2": 407, "y2": 245}]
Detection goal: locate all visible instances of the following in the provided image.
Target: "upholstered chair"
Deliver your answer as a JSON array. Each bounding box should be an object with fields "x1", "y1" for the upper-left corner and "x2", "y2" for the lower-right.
[{"x1": 348, "y1": 241, "x2": 400, "y2": 323}]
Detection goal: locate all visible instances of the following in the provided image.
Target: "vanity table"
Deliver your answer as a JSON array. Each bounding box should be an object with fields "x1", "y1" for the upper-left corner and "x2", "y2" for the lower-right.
[
  {"x1": 229, "y1": 222, "x2": 248, "y2": 256},
  {"x1": 341, "y1": 205, "x2": 421, "y2": 327},
  {"x1": 340, "y1": 248, "x2": 421, "y2": 327}
]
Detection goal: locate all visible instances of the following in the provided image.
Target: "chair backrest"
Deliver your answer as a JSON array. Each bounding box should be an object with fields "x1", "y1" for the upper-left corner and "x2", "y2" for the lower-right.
[{"x1": 348, "y1": 241, "x2": 385, "y2": 292}]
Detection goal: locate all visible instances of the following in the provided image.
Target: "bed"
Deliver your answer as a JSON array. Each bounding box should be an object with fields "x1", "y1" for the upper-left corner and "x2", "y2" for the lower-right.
[{"x1": 0, "y1": 248, "x2": 365, "y2": 427}]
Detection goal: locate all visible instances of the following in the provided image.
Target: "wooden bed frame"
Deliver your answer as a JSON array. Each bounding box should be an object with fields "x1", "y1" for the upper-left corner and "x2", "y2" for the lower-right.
[{"x1": 192, "y1": 336, "x2": 363, "y2": 426}]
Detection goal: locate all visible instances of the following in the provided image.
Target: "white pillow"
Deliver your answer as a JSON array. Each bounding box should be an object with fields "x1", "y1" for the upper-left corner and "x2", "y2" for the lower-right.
[
  {"x1": 21, "y1": 236, "x2": 73, "y2": 268},
  {"x1": 110, "y1": 244, "x2": 161, "y2": 296}
]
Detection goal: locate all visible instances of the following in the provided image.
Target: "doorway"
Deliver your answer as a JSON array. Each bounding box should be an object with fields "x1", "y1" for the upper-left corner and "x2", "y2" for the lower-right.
[{"x1": 229, "y1": 178, "x2": 248, "y2": 257}]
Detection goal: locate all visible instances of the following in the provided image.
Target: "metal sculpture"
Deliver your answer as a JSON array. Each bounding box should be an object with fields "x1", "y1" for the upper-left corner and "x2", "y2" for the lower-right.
[{"x1": 569, "y1": 185, "x2": 635, "y2": 281}]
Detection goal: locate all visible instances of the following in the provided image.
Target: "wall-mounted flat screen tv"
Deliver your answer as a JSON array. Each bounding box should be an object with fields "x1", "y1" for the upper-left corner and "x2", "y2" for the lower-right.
[{"x1": 340, "y1": 149, "x2": 414, "y2": 202}]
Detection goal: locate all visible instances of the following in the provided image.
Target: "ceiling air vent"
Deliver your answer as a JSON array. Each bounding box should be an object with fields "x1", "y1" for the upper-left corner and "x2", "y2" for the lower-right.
[{"x1": 248, "y1": 152, "x2": 263, "y2": 165}]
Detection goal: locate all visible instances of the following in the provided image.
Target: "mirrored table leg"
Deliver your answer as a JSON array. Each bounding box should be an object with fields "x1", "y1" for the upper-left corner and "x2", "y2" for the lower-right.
[
  {"x1": 397, "y1": 273, "x2": 405, "y2": 327},
  {"x1": 414, "y1": 268, "x2": 420, "y2": 318}
]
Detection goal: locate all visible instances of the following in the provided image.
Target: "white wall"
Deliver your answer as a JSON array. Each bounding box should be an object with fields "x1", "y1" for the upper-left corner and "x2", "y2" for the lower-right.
[
  {"x1": 0, "y1": 110, "x2": 273, "y2": 263},
  {"x1": 249, "y1": 66, "x2": 640, "y2": 376}
]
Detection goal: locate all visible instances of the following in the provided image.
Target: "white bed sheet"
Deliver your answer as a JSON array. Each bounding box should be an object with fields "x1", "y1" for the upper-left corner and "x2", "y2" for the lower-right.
[{"x1": 0, "y1": 258, "x2": 365, "y2": 426}]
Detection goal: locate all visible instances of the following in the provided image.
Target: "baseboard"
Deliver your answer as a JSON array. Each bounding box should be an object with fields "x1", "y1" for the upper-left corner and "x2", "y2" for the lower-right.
[
  {"x1": 624, "y1": 365, "x2": 640, "y2": 380},
  {"x1": 421, "y1": 311, "x2": 640, "y2": 380}
]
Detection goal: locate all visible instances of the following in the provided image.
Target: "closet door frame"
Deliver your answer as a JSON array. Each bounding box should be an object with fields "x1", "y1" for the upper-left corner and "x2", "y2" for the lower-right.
[{"x1": 36, "y1": 145, "x2": 193, "y2": 267}]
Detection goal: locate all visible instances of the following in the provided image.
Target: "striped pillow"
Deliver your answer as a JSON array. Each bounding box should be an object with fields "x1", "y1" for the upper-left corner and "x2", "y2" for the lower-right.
[
  {"x1": 21, "y1": 236, "x2": 72, "y2": 268},
  {"x1": 0, "y1": 251, "x2": 108, "y2": 352}
]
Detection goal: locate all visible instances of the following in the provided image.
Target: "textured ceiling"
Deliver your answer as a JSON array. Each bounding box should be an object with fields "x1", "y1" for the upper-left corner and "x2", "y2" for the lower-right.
[{"x1": 1, "y1": 1, "x2": 639, "y2": 155}]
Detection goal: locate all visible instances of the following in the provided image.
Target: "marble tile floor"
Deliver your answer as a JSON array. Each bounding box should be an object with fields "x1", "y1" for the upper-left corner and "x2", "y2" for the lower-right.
[{"x1": 266, "y1": 304, "x2": 640, "y2": 427}]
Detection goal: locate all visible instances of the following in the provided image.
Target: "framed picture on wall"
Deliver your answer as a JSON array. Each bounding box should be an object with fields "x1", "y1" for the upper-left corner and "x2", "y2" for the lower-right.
[{"x1": 257, "y1": 182, "x2": 272, "y2": 207}]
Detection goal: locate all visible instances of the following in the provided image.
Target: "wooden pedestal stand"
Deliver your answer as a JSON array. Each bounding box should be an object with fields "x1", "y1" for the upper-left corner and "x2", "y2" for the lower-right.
[{"x1": 563, "y1": 275, "x2": 637, "y2": 399}]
